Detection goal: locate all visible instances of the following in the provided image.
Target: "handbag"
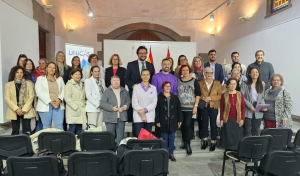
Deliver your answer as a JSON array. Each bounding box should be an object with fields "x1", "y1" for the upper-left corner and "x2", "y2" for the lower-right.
[
  {"x1": 198, "y1": 80, "x2": 214, "y2": 109},
  {"x1": 138, "y1": 128, "x2": 157, "y2": 139},
  {"x1": 33, "y1": 149, "x2": 67, "y2": 175}
]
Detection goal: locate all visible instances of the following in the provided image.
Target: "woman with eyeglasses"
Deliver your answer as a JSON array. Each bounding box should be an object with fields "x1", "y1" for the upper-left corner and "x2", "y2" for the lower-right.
[
  {"x1": 82, "y1": 54, "x2": 105, "y2": 82},
  {"x1": 5, "y1": 66, "x2": 36, "y2": 135},
  {"x1": 223, "y1": 62, "x2": 247, "y2": 84},
  {"x1": 105, "y1": 54, "x2": 126, "y2": 88},
  {"x1": 199, "y1": 67, "x2": 222, "y2": 151}
]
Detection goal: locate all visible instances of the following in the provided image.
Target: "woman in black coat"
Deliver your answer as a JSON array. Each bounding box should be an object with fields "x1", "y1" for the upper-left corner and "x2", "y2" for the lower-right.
[
  {"x1": 105, "y1": 54, "x2": 126, "y2": 88},
  {"x1": 155, "y1": 81, "x2": 182, "y2": 162}
]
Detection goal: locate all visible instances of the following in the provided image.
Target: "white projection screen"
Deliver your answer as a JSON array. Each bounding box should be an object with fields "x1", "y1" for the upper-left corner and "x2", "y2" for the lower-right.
[
  {"x1": 103, "y1": 40, "x2": 197, "y2": 71},
  {"x1": 65, "y1": 43, "x2": 94, "y2": 69},
  {"x1": 0, "y1": 0, "x2": 39, "y2": 123}
]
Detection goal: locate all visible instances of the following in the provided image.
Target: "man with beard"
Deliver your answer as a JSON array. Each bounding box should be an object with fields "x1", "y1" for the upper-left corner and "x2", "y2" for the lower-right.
[
  {"x1": 125, "y1": 46, "x2": 155, "y2": 137},
  {"x1": 152, "y1": 58, "x2": 178, "y2": 95},
  {"x1": 204, "y1": 49, "x2": 224, "y2": 83},
  {"x1": 223, "y1": 52, "x2": 247, "y2": 76}
]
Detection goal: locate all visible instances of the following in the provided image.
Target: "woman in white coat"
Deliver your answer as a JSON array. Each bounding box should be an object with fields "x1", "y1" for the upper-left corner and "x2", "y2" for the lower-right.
[
  {"x1": 64, "y1": 68, "x2": 86, "y2": 136},
  {"x1": 85, "y1": 65, "x2": 106, "y2": 130},
  {"x1": 35, "y1": 62, "x2": 65, "y2": 130}
]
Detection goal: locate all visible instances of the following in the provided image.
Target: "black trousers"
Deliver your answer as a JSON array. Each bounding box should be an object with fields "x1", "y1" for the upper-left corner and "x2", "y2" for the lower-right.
[
  {"x1": 11, "y1": 115, "x2": 31, "y2": 135},
  {"x1": 197, "y1": 108, "x2": 203, "y2": 139},
  {"x1": 181, "y1": 111, "x2": 193, "y2": 143},
  {"x1": 244, "y1": 114, "x2": 261, "y2": 137}
]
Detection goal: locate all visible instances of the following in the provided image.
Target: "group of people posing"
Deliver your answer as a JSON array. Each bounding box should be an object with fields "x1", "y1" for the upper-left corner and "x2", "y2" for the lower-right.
[{"x1": 4, "y1": 46, "x2": 293, "y2": 162}]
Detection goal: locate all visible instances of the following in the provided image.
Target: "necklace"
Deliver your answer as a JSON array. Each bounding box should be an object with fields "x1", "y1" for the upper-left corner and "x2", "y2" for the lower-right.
[
  {"x1": 47, "y1": 76, "x2": 56, "y2": 82},
  {"x1": 229, "y1": 92, "x2": 236, "y2": 106}
]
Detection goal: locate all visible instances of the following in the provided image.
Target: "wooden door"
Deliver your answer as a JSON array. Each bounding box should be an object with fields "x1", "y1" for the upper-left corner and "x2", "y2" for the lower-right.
[{"x1": 39, "y1": 29, "x2": 46, "y2": 58}]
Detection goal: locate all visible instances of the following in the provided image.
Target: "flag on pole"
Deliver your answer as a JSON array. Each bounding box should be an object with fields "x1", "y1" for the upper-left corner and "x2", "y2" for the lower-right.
[
  {"x1": 147, "y1": 46, "x2": 154, "y2": 64},
  {"x1": 166, "y1": 47, "x2": 170, "y2": 57}
]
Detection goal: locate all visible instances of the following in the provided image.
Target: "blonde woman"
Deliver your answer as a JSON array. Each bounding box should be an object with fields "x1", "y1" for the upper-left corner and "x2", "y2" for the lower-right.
[
  {"x1": 105, "y1": 54, "x2": 126, "y2": 88},
  {"x1": 55, "y1": 51, "x2": 70, "y2": 84},
  {"x1": 5, "y1": 66, "x2": 36, "y2": 135}
]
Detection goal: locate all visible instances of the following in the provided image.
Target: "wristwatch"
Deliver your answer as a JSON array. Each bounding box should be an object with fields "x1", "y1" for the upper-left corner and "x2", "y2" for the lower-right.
[{"x1": 194, "y1": 104, "x2": 198, "y2": 107}]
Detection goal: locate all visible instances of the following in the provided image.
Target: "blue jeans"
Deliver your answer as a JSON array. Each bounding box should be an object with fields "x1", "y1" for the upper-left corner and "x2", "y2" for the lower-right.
[
  {"x1": 35, "y1": 114, "x2": 43, "y2": 132},
  {"x1": 38, "y1": 104, "x2": 64, "y2": 130},
  {"x1": 69, "y1": 124, "x2": 82, "y2": 137},
  {"x1": 133, "y1": 122, "x2": 153, "y2": 137},
  {"x1": 162, "y1": 132, "x2": 176, "y2": 154},
  {"x1": 201, "y1": 107, "x2": 218, "y2": 140}
]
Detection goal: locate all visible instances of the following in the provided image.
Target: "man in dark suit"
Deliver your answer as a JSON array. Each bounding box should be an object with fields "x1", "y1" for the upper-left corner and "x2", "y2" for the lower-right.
[
  {"x1": 125, "y1": 46, "x2": 155, "y2": 136},
  {"x1": 204, "y1": 49, "x2": 224, "y2": 83}
]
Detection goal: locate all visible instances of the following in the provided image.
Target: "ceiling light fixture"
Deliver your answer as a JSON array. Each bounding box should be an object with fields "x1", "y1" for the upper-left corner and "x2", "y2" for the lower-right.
[
  {"x1": 86, "y1": 0, "x2": 95, "y2": 19},
  {"x1": 210, "y1": 14, "x2": 214, "y2": 21},
  {"x1": 88, "y1": 8, "x2": 93, "y2": 17},
  {"x1": 43, "y1": 4, "x2": 56, "y2": 10},
  {"x1": 239, "y1": 14, "x2": 254, "y2": 22},
  {"x1": 227, "y1": 0, "x2": 234, "y2": 7}
]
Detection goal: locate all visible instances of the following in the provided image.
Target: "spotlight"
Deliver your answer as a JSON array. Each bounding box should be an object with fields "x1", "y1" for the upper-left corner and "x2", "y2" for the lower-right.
[
  {"x1": 92, "y1": 16, "x2": 96, "y2": 20},
  {"x1": 227, "y1": 0, "x2": 234, "y2": 7},
  {"x1": 88, "y1": 9, "x2": 93, "y2": 17},
  {"x1": 43, "y1": 4, "x2": 56, "y2": 10},
  {"x1": 210, "y1": 14, "x2": 214, "y2": 21}
]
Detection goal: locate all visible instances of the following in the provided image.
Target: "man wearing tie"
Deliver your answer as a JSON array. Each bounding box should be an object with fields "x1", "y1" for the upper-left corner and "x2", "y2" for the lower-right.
[
  {"x1": 204, "y1": 49, "x2": 224, "y2": 83},
  {"x1": 125, "y1": 46, "x2": 155, "y2": 136}
]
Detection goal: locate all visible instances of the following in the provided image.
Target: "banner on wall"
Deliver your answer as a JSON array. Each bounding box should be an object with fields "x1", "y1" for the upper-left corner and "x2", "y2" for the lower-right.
[{"x1": 65, "y1": 43, "x2": 94, "y2": 68}]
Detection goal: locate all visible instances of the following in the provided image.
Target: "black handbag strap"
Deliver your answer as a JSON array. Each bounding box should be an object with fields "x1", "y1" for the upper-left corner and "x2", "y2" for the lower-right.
[{"x1": 207, "y1": 80, "x2": 214, "y2": 96}]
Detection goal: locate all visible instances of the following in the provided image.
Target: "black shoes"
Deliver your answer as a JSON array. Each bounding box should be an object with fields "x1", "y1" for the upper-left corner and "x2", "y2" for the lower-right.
[
  {"x1": 201, "y1": 140, "x2": 208, "y2": 150},
  {"x1": 209, "y1": 143, "x2": 216, "y2": 151},
  {"x1": 169, "y1": 155, "x2": 176, "y2": 162},
  {"x1": 186, "y1": 143, "x2": 192, "y2": 155},
  {"x1": 180, "y1": 142, "x2": 186, "y2": 149}
]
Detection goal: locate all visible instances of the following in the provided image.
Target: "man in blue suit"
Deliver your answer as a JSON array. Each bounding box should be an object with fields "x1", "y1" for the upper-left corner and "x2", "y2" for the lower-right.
[
  {"x1": 204, "y1": 49, "x2": 224, "y2": 83},
  {"x1": 125, "y1": 46, "x2": 155, "y2": 136}
]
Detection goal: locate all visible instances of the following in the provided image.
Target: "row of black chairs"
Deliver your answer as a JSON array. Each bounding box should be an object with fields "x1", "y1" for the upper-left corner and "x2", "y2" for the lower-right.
[
  {"x1": 6, "y1": 149, "x2": 169, "y2": 176},
  {"x1": 0, "y1": 132, "x2": 168, "y2": 176},
  {"x1": 221, "y1": 128, "x2": 300, "y2": 176}
]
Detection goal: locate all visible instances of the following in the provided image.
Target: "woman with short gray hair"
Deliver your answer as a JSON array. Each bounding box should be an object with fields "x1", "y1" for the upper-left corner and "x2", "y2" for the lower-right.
[
  {"x1": 263, "y1": 74, "x2": 293, "y2": 128},
  {"x1": 100, "y1": 75, "x2": 130, "y2": 144}
]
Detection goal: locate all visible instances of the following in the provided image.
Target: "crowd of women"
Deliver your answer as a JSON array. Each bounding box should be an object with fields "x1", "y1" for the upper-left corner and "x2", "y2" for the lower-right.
[{"x1": 4, "y1": 48, "x2": 293, "y2": 162}]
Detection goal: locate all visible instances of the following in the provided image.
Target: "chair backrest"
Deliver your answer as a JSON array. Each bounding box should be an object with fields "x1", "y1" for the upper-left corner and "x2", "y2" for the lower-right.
[
  {"x1": 0, "y1": 135, "x2": 33, "y2": 159},
  {"x1": 261, "y1": 128, "x2": 293, "y2": 151},
  {"x1": 123, "y1": 149, "x2": 169, "y2": 176},
  {"x1": 127, "y1": 139, "x2": 165, "y2": 149},
  {"x1": 294, "y1": 129, "x2": 300, "y2": 150},
  {"x1": 68, "y1": 151, "x2": 117, "y2": 176},
  {"x1": 79, "y1": 132, "x2": 115, "y2": 151},
  {"x1": 7, "y1": 156, "x2": 60, "y2": 176},
  {"x1": 38, "y1": 131, "x2": 76, "y2": 154},
  {"x1": 237, "y1": 135, "x2": 273, "y2": 160},
  {"x1": 259, "y1": 150, "x2": 300, "y2": 176}
]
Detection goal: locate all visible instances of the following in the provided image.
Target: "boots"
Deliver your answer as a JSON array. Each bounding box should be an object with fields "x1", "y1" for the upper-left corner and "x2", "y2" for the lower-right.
[
  {"x1": 210, "y1": 141, "x2": 216, "y2": 151},
  {"x1": 186, "y1": 142, "x2": 192, "y2": 155},
  {"x1": 180, "y1": 142, "x2": 186, "y2": 149},
  {"x1": 201, "y1": 140, "x2": 208, "y2": 150}
]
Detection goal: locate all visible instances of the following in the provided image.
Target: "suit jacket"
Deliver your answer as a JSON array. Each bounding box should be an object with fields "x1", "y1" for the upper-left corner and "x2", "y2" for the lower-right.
[
  {"x1": 204, "y1": 62, "x2": 224, "y2": 83},
  {"x1": 124, "y1": 60, "x2": 155, "y2": 95},
  {"x1": 240, "y1": 82, "x2": 265, "y2": 119},
  {"x1": 4, "y1": 81, "x2": 36, "y2": 120},
  {"x1": 105, "y1": 66, "x2": 126, "y2": 88}
]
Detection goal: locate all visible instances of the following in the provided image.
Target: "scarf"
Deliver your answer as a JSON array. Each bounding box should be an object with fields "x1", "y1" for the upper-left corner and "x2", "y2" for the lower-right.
[
  {"x1": 27, "y1": 71, "x2": 36, "y2": 83},
  {"x1": 194, "y1": 66, "x2": 203, "y2": 81},
  {"x1": 14, "y1": 78, "x2": 26, "y2": 108},
  {"x1": 94, "y1": 77, "x2": 104, "y2": 94}
]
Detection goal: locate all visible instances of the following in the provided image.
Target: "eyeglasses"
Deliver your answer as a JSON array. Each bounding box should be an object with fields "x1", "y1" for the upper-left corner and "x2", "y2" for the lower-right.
[{"x1": 205, "y1": 72, "x2": 213, "y2": 74}]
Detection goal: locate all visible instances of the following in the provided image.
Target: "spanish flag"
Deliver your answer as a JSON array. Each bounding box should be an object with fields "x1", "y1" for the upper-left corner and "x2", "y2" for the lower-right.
[
  {"x1": 147, "y1": 47, "x2": 154, "y2": 64},
  {"x1": 166, "y1": 47, "x2": 170, "y2": 57}
]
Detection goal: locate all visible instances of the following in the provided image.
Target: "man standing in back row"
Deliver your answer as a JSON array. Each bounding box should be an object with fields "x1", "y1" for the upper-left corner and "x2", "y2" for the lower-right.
[
  {"x1": 125, "y1": 46, "x2": 155, "y2": 136},
  {"x1": 223, "y1": 52, "x2": 247, "y2": 76},
  {"x1": 204, "y1": 49, "x2": 224, "y2": 83}
]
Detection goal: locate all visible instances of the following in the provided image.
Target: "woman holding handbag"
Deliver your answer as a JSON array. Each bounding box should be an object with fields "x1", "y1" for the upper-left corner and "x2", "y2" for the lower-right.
[{"x1": 199, "y1": 67, "x2": 222, "y2": 151}]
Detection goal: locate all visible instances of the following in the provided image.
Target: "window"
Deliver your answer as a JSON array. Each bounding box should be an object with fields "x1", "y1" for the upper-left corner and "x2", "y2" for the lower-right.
[{"x1": 266, "y1": 0, "x2": 292, "y2": 18}]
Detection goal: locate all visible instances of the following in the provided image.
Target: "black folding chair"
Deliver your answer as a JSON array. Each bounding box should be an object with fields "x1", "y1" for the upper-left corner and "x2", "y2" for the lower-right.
[
  {"x1": 221, "y1": 135, "x2": 273, "y2": 176},
  {"x1": 38, "y1": 131, "x2": 76, "y2": 156},
  {"x1": 0, "y1": 135, "x2": 34, "y2": 175},
  {"x1": 289, "y1": 129, "x2": 300, "y2": 151},
  {"x1": 261, "y1": 128, "x2": 293, "y2": 151},
  {"x1": 79, "y1": 131, "x2": 115, "y2": 151},
  {"x1": 123, "y1": 148, "x2": 169, "y2": 176},
  {"x1": 127, "y1": 139, "x2": 165, "y2": 149},
  {"x1": 246, "y1": 150, "x2": 300, "y2": 176},
  {"x1": 7, "y1": 156, "x2": 65, "y2": 176},
  {"x1": 68, "y1": 151, "x2": 117, "y2": 176}
]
